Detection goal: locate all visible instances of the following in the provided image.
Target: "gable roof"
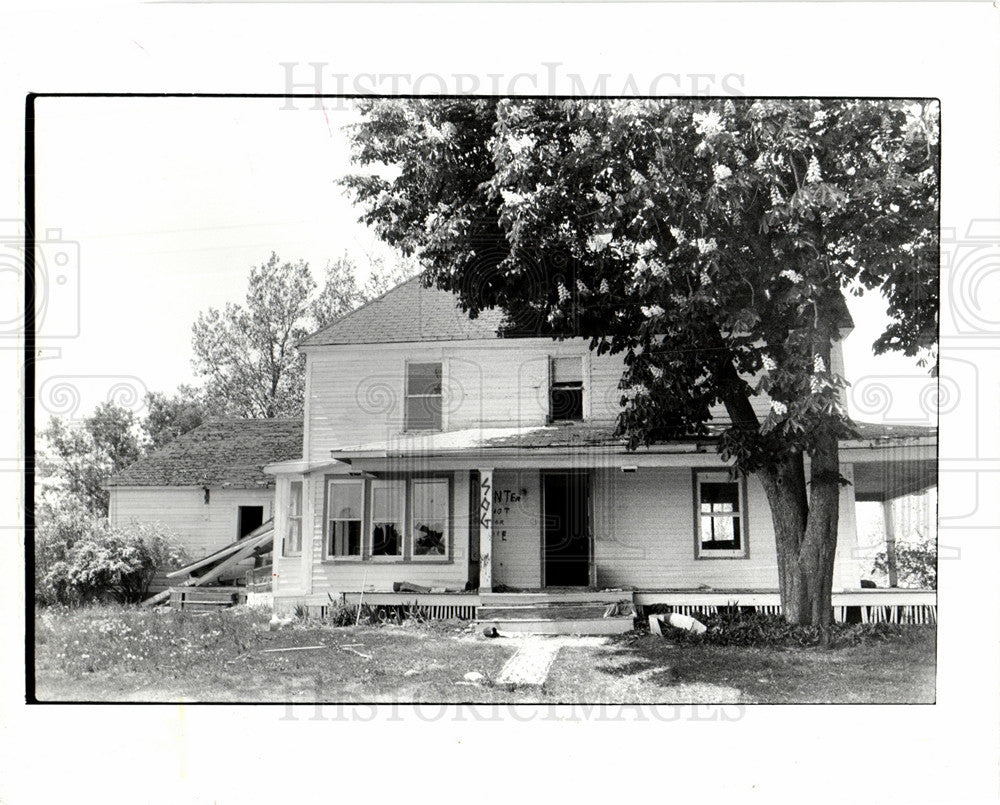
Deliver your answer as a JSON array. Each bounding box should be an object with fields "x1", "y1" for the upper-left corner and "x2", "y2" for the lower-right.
[
  {"x1": 299, "y1": 274, "x2": 506, "y2": 347},
  {"x1": 106, "y1": 419, "x2": 303, "y2": 489}
]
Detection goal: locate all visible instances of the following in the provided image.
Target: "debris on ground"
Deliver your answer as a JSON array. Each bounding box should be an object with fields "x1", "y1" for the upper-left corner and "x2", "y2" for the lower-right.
[
  {"x1": 463, "y1": 671, "x2": 484, "y2": 683},
  {"x1": 604, "y1": 601, "x2": 637, "y2": 618},
  {"x1": 269, "y1": 615, "x2": 294, "y2": 631},
  {"x1": 483, "y1": 626, "x2": 500, "y2": 638},
  {"x1": 260, "y1": 644, "x2": 327, "y2": 654},
  {"x1": 649, "y1": 612, "x2": 707, "y2": 636},
  {"x1": 340, "y1": 646, "x2": 373, "y2": 660}
]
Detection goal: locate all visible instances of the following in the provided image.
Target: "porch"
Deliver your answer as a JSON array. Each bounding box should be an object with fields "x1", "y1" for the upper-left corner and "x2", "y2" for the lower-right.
[{"x1": 299, "y1": 588, "x2": 937, "y2": 630}]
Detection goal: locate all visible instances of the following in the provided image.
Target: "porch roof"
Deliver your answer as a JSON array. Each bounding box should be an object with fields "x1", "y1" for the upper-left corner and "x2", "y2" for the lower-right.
[
  {"x1": 328, "y1": 420, "x2": 936, "y2": 461},
  {"x1": 328, "y1": 423, "x2": 711, "y2": 460}
]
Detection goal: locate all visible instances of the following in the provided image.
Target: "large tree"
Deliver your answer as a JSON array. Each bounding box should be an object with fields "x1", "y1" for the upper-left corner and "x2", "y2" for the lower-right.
[
  {"x1": 343, "y1": 98, "x2": 939, "y2": 627},
  {"x1": 38, "y1": 401, "x2": 144, "y2": 517},
  {"x1": 192, "y1": 251, "x2": 415, "y2": 418}
]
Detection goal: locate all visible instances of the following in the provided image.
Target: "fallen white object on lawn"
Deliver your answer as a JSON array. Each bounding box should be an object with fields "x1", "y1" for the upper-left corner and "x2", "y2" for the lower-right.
[{"x1": 649, "y1": 612, "x2": 707, "y2": 635}]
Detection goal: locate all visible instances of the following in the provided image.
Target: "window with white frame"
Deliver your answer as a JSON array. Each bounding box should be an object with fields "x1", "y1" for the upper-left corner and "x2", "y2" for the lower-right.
[
  {"x1": 322, "y1": 475, "x2": 451, "y2": 561},
  {"x1": 411, "y1": 478, "x2": 449, "y2": 558},
  {"x1": 549, "y1": 356, "x2": 584, "y2": 422},
  {"x1": 370, "y1": 479, "x2": 405, "y2": 557},
  {"x1": 327, "y1": 480, "x2": 363, "y2": 558},
  {"x1": 283, "y1": 480, "x2": 303, "y2": 556},
  {"x1": 404, "y1": 361, "x2": 443, "y2": 431},
  {"x1": 695, "y1": 472, "x2": 748, "y2": 558}
]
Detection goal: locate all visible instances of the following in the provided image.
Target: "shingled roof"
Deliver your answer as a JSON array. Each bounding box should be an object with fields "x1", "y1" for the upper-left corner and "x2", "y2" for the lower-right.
[
  {"x1": 106, "y1": 419, "x2": 303, "y2": 488},
  {"x1": 299, "y1": 274, "x2": 506, "y2": 347}
]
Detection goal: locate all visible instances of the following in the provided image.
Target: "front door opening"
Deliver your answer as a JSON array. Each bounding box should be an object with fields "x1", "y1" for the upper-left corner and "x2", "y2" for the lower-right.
[
  {"x1": 238, "y1": 505, "x2": 265, "y2": 539},
  {"x1": 543, "y1": 473, "x2": 590, "y2": 587}
]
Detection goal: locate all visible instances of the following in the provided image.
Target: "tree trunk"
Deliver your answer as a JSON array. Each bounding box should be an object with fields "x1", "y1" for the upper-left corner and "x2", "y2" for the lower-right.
[
  {"x1": 758, "y1": 432, "x2": 841, "y2": 627},
  {"x1": 716, "y1": 353, "x2": 842, "y2": 627}
]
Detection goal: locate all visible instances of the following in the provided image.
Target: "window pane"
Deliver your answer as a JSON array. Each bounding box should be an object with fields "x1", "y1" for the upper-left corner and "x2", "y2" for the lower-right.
[
  {"x1": 701, "y1": 481, "x2": 739, "y2": 512},
  {"x1": 701, "y1": 516, "x2": 741, "y2": 549},
  {"x1": 289, "y1": 481, "x2": 303, "y2": 516},
  {"x1": 330, "y1": 482, "x2": 362, "y2": 519},
  {"x1": 332, "y1": 520, "x2": 361, "y2": 556},
  {"x1": 286, "y1": 519, "x2": 302, "y2": 553},
  {"x1": 413, "y1": 480, "x2": 448, "y2": 557},
  {"x1": 407, "y1": 362, "x2": 442, "y2": 395},
  {"x1": 549, "y1": 386, "x2": 583, "y2": 421},
  {"x1": 552, "y1": 356, "x2": 583, "y2": 383},
  {"x1": 372, "y1": 480, "x2": 404, "y2": 556},
  {"x1": 405, "y1": 395, "x2": 442, "y2": 430},
  {"x1": 372, "y1": 523, "x2": 401, "y2": 556}
]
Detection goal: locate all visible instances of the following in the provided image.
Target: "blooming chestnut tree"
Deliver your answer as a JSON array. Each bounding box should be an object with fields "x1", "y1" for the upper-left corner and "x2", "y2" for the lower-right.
[{"x1": 344, "y1": 98, "x2": 939, "y2": 626}]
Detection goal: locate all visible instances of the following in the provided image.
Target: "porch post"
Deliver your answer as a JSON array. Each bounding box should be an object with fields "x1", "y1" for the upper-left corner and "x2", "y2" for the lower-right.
[
  {"x1": 883, "y1": 498, "x2": 899, "y2": 588},
  {"x1": 478, "y1": 468, "x2": 493, "y2": 592}
]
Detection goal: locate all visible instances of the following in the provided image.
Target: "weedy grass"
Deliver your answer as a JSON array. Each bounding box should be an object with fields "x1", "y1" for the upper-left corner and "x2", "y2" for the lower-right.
[{"x1": 35, "y1": 603, "x2": 271, "y2": 677}]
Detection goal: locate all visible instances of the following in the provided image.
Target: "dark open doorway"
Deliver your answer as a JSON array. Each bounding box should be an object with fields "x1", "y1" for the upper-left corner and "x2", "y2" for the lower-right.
[
  {"x1": 543, "y1": 472, "x2": 590, "y2": 587},
  {"x1": 237, "y1": 505, "x2": 264, "y2": 539}
]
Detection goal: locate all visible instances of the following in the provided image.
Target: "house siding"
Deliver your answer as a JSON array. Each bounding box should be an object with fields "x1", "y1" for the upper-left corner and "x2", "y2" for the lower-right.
[
  {"x1": 108, "y1": 486, "x2": 273, "y2": 558},
  {"x1": 303, "y1": 336, "x2": 820, "y2": 462}
]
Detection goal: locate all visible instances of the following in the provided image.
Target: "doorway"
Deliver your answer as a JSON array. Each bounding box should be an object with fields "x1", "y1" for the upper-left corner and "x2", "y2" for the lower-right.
[
  {"x1": 542, "y1": 472, "x2": 590, "y2": 587},
  {"x1": 237, "y1": 505, "x2": 264, "y2": 539}
]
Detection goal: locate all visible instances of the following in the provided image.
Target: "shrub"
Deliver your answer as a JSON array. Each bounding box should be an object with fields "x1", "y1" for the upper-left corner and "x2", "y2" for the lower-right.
[
  {"x1": 36, "y1": 510, "x2": 187, "y2": 605},
  {"x1": 872, "y1": 531, "x2": 936, "y2": 589},
  {"x1": 642, "y1": 608, "x2": 917, "y2": 648}
]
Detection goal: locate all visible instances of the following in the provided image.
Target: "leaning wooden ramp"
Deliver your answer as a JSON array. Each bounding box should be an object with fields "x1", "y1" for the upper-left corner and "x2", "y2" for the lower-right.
[
  {"x1": 477, "y1": 590, "x2": 636, "y2": 635},
  {"x1": 140, "y1": 519, "x2": 274, "y2": 609}
]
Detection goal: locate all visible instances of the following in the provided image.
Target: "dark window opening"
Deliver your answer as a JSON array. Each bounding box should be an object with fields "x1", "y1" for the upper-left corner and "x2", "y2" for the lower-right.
[
  {"x1": 238, "y1": 506, "x2": 265, "y2": 539},
  {"x1": 549, "y1": 356, "x2": 584, "y2": 422}
]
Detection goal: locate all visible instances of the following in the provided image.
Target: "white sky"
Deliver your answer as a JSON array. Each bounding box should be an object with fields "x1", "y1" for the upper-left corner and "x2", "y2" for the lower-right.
[{"x1": 31, "y1": 96, "x2": 934, "y2": 424}]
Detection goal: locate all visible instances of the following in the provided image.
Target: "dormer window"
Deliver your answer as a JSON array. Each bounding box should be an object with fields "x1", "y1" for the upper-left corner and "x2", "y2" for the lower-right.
[
  {"x1": 405, "y1": 361, "x2": 442, "y2": 431},
  {"x1": 549, "y1": 356, "x2": 584, "y2": 422}
]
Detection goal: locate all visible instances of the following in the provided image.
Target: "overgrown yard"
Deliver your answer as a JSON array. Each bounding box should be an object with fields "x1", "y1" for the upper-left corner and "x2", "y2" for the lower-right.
[{"x1": 33, "y1": 605, "x2": 935, "y2": 703}]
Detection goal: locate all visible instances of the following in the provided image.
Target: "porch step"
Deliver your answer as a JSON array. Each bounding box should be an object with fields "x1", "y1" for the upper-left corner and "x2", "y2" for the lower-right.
[
  {"x1": 479, "y1": 590, "x2": 630, "y2": 606},
  {"x1": 476, "y1": 591, "x2": 636, "y2": 635},
  {"x1": 477, "y1": 604, "x2": 611, "y2": 621}
]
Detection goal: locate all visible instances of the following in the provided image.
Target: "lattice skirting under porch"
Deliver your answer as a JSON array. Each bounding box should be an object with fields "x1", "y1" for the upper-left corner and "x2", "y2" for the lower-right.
[{"x1": 315, "y1": 603, "x2": 478, "y2": 620}]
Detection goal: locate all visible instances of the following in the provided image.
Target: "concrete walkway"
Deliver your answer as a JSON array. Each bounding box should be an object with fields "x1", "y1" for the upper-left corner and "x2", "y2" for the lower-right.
[{"x1": 495, "y1": 636, "x2": 608, "y2": 687}]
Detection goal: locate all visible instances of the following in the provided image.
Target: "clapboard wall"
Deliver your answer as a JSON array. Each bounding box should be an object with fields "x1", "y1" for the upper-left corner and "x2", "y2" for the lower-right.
[{"x1": 108, "y1": 486, "x2": 273, "y2": 559}]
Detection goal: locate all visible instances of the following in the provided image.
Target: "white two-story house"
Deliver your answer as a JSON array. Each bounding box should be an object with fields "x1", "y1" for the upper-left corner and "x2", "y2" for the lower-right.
[{"x1": 265, "y1": 276, "x2": 936, "y2": 625}]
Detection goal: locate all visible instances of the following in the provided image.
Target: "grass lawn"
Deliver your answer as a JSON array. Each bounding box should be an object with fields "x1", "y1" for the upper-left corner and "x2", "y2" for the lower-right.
[{"x1": 33, "y1": 605, "x2": 935, "y2": 704}]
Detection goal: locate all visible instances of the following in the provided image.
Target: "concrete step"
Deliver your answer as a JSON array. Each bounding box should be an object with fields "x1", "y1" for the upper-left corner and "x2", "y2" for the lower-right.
[
  {"x1": 479, "y1": 590, "x2": 632, "y2": 606},
  {"x1": 477, "y1": 604, "x2": 611, "y2": 621},
  {"x1": 477, "y1": 617, "x2": 635, "y2": 636}
]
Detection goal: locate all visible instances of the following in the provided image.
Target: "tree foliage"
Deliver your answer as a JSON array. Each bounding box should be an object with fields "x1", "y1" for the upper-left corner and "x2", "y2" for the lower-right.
[
  {"x1": 344, "y1": 98, "x2": 939, "y2": 470},
  {"x1": 38, "y1": 402, "x2": 144, "y2": 518},
  {"x1": 191, "y1": 251, "x2": 416, "y2": 418},
  {"x1": 142, "y1": 385, "x2": 215, "y2": 450},
  {"x1": 343, "y1": 98, "x2": 939, "y2": 626}
]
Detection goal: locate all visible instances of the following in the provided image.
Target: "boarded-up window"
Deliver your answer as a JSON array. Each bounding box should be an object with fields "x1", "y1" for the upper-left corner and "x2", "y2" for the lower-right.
[
  {"x1": 549, "y1": 356, "x2": 584, "y2": 421},
  {"x1": 284, "y1": 481, "x2": 303, "y2": 556},
  {"x1": 695, "y1": 472, "x2": 747, "y2": 558},
  {"x1": 405, "y1": 362, "x2": 442, "y2": 431},
  {"x1": 371, "y1": 479, "x2": 405, "y2": 557},
  {"x1": 327, "y1": 480, "x2": 363, "y2": 558},
  {"x1": 412, "y1": 478, "x2": 449, "y2": 558}
]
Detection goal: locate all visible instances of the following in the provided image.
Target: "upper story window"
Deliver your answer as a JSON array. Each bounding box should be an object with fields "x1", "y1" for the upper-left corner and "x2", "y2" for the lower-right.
[
  {"x1": 283, "y1": 480, "x2": 303, "y2": 557},
  {"x1": 694, "y1": 471, "x2": 748, "y2": 559},
  {"x1": 549, "y1": 356, "x2": 584, "y2": 422},
  {"x1": 405, "y1": 361, "x2": 442, "y2": 431}
]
